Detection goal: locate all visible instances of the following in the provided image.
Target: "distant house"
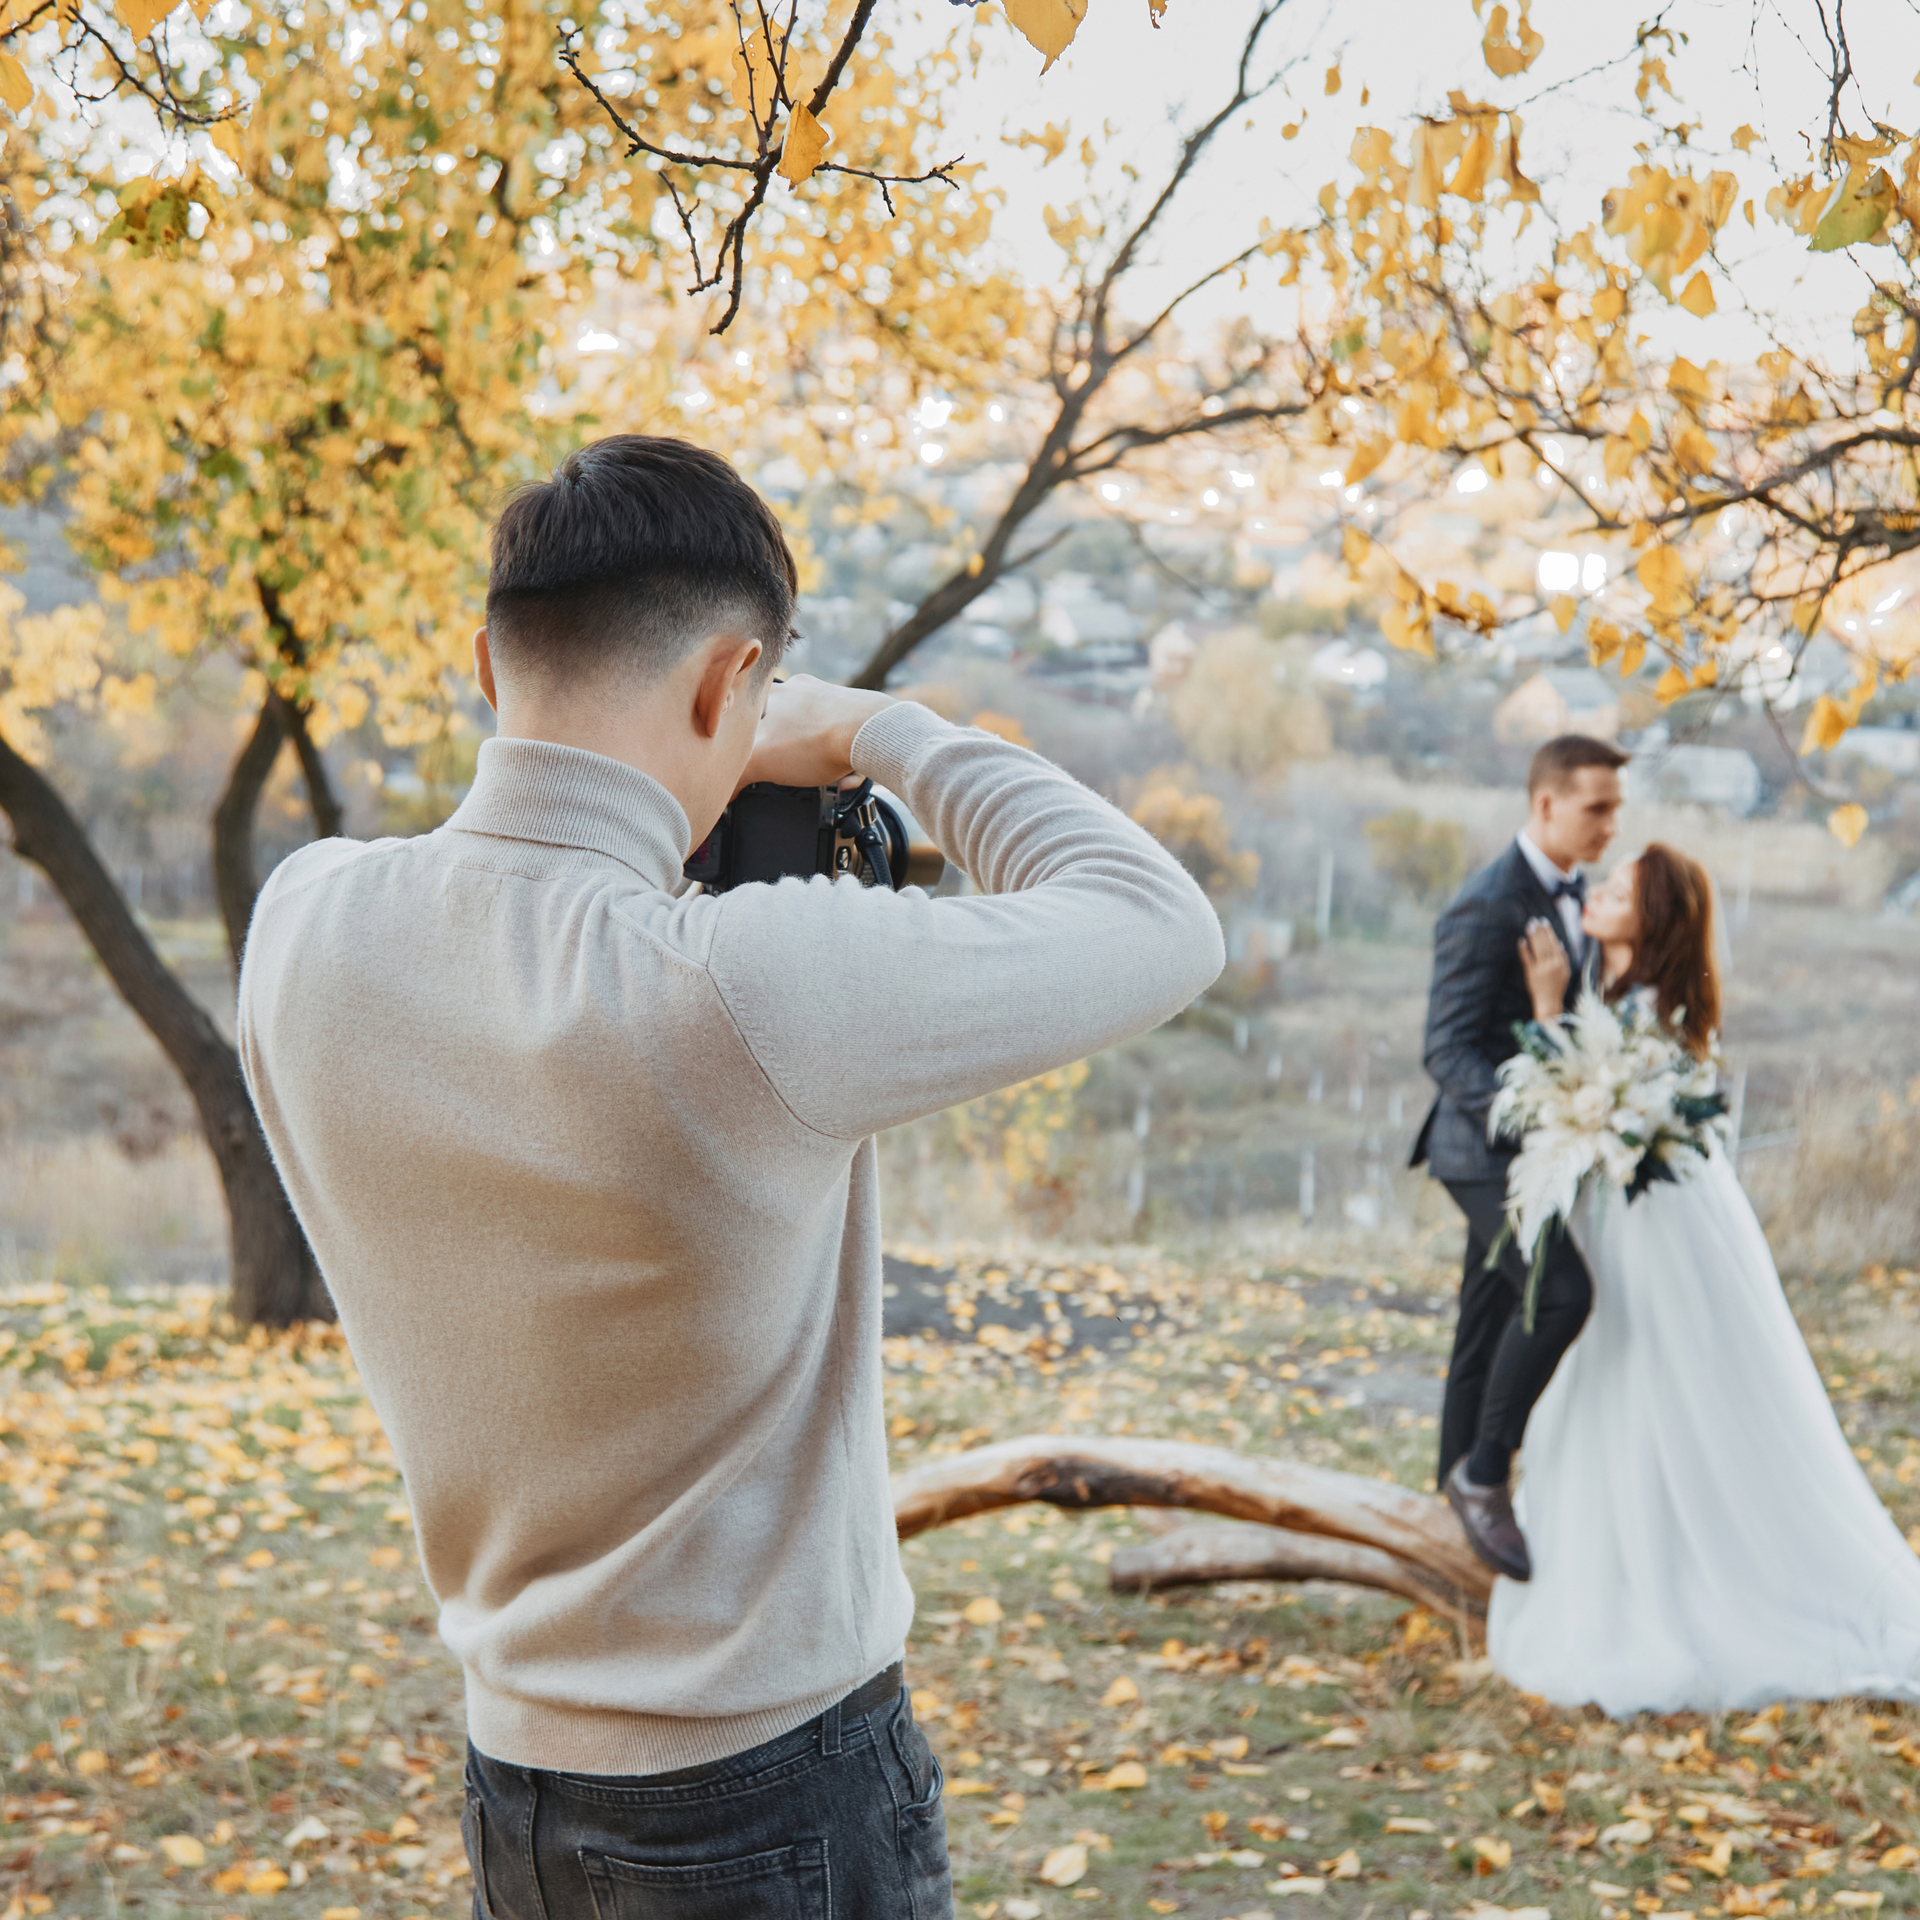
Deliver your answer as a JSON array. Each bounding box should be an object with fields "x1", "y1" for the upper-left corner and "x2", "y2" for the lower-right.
[
  {"x1": 1039, "y1": 572, "x2": 1140, "y2": 649},
  {"x1": 1626, "y1": 743, "x2": 1765, "y2": 817},
  {"x1": 1493, "y1": 668, "x2": 1622, "y2": 744},
  {"x1": 1836, "y1": 727, "x2": 1920, "y2": 777}
]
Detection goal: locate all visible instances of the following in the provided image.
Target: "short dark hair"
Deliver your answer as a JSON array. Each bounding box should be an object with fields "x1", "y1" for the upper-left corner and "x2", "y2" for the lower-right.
[
  {"x1": 485, "y1": 436, "x2": 798, "y2": 685},
  {"x1": 1527, "y1": 733, "x2": 1629, "y2": 795}
]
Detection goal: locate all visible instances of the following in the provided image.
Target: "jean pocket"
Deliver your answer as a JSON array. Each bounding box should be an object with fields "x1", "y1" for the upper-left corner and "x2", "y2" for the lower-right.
[
  {"x1": 579, "y1": 1840, "x2": 827, "y2": 1920},
  {"x1": 461, "y1": 1790, "x2": 492, "y2": 1920},
  {"x1": 887, "y1": 1697, "x2": 943, "y2": 1816}
]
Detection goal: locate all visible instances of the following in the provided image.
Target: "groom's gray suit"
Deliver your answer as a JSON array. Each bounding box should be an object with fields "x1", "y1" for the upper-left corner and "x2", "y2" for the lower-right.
[{"x1": 1413, "y1": 841, "x2": 1595, "y2": 1491}]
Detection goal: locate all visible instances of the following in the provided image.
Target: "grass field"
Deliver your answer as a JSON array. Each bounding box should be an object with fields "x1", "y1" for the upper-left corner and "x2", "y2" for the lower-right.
[{"x1": 8, "y1": 1242, "x2": 1920, "y2": 1920}]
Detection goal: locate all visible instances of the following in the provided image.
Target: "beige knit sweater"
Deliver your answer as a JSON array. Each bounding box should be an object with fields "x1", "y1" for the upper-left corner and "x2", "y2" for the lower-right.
[{"x1": 238, "y1": 702, "x2": 1222, "y2": 1775}]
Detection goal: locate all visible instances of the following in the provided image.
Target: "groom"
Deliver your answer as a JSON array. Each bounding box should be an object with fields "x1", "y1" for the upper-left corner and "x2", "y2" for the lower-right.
[{"x1": 1413, "y1": 733, "x2": 1627, "y2": 1580}]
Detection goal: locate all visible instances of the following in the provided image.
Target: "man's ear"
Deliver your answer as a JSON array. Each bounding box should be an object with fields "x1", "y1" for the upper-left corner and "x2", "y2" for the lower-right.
[
  {"x1": 691, "y1": 635, "x2": 765, "y2": 740},
  {"x1": 473, "y1": 627, "x2": 498, "y2": 713}
]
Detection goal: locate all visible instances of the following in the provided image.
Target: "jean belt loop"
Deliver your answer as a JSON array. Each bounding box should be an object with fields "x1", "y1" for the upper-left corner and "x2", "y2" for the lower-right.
[{"x1": 821, "y1": 1694, "x2": 843, "y2": 1758}]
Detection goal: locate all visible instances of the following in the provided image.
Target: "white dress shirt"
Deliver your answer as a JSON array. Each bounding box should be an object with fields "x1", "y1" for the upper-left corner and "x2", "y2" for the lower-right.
[{"x1": 1516, "y1": 830, "x2": 1586, "y2": 964}]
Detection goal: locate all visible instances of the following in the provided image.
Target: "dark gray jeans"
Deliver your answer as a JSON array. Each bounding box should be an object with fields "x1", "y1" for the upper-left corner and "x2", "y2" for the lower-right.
[{"x1": 461, "y1": 1675, "x2": 951, "y2": 1920}]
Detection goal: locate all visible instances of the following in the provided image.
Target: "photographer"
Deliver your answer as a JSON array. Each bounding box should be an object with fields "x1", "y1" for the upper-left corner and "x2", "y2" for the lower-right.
[{"x1": 237, "y1": 435, "x2": 1223, "y2": 1919}]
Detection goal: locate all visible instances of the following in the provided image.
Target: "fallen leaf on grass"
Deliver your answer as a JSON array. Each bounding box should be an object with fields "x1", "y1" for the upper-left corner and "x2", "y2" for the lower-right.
[
  {"x1": 1473, "y1": 1836, "x2": 1512, "y2": 1871},
  {"x1": 1096, "y1": 1760, "x2": 1147, "y2": 1791},
  {"x1": 158, "y1": 1835, "x2": 206, "y2": 1868},
  {"x1": 1329, "y1": 1848, "x2": 1361, "y2": 1880},
  {"x1": 1039, "y1": 1842, "x2": 1088, "y2": 1887},
  {"x1": 1385, "y1": 1816, "x2": 1437, "y2": 1834},
  {"x1": 946, "y1": 1779, "x2": 995, "y2": 1797},
  {"x1": 962, "y1": 1597, "x2": 1003, "y2": 1626},
  {"x1": 1318, "y1": 1726, "x2": 1361, "y2": 1748},
  {"x1": 1600, "y1": 1818, "x2": 1653, "y2": 1851},
  {"x1": 1099, "y1": 1675, "x2": 1138, "y2": 1708},
  {"x1": 1266, "y1": 1879, "x2": 1327, "y2": 1896},
  {"x1": 1880, "y1": 1845, "x2": 1919, "y2": 1870},
  {"x1": 1832, "y1": 1895, "x2": 1884, "y2": 1911}
]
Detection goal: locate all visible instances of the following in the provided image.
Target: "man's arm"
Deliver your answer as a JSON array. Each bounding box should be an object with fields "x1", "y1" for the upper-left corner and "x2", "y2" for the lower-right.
[
  {"x1": 1422, "y1": 892, "x2": 1514, "y2": 1129},
  {"x1": 698, "y1": 701, "x2": 1224, "y2": 1141}
]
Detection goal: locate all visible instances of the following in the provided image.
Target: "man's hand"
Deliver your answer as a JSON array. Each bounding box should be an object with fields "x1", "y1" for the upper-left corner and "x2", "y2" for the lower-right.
[{"x1": 737, "y1": 675, "x2": 897, "y2": 793}]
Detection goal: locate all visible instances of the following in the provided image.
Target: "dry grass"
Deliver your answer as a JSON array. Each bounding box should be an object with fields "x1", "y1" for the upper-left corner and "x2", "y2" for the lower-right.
[
  {"x1": 1748, "y1": 1082, "x2": 1920, "y2": 1277},
  {"x1": 0, "y1": 1133, "x2": 225, "y2": 1285}
]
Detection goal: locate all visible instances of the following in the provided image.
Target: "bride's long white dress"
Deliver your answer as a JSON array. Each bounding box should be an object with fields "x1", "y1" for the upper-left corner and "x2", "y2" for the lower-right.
[{"x1": 1488, "y1": 1143, "x2": 1920, "y2": 1715}]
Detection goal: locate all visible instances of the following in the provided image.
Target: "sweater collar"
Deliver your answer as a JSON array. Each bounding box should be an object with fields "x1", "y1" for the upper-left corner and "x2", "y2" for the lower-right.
[{"x1": 445, "y1": 737, "x2": 692, "y2": 889}]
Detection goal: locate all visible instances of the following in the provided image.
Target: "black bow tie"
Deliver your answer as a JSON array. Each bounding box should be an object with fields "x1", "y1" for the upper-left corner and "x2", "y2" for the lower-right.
[{"x1": 1552, "y1": 874, "x2": 1587, "y2": 904}]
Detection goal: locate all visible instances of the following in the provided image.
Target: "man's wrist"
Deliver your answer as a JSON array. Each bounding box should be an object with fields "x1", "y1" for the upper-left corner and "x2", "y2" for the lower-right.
[{"x1": 838, "y1": 692, "x2": 896, "y2": 770}]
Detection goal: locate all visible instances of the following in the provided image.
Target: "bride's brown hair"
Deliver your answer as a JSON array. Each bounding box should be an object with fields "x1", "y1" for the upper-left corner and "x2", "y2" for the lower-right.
[{"x1": 1614, "y1": 842, "x2": 1721, "y2": 1058}]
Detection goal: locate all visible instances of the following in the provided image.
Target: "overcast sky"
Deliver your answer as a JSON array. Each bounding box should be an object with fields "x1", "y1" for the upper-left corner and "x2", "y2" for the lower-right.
[{"x1": 904, "y1": 0, "x2": 1919, "y2": 370}]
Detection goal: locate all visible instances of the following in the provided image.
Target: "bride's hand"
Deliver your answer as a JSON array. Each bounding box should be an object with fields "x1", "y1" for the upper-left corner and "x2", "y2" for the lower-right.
[{"x1": 1519, "y1": 919, "x2": 1571, "y2": 1022}]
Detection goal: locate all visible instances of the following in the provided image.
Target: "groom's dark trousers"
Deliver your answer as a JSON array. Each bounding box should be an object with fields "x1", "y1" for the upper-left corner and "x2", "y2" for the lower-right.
[{"x1": 1413, "y1": 842, "x2": 1594, "y2": 1490}]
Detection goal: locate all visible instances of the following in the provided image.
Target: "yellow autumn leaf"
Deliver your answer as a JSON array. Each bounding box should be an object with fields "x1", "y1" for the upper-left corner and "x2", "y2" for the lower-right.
[
  {"x1": 1473, "y1": 1835, "x2": 1513, "y2": 1870},
  {"x1": 1619, "y1": 636, "x2": 1647, "y2": 676},
  {"x1": 1636, "y1": 546, "x2": 1689, "y2": 613},
  {"x1": 1330, "y1": 1847, "x2": 1363, "y2": 1879},
  {"x1": 1099, "y1": 1759, "x2": 1148, "y2": 1789},
  {"x1": 0, "y1": 51, "x2": 31, "y2": 114},
  {"x1": 1678, "y1": 270, "x2": 1716, "y2": 316},
  {"x1": 776, "y1": 102, "x2": 829, "y2": 186},
  {"x1": 1732, "y1": 122, "x2": 1761, "y2": 152},
  {"x1": 1799, "y1": 694, "x2": 1851, "y2": 755},
  {"x1": 1323, "y1": 63, "x2": 1340, "y2": 95},
  {"x1": 1587, "y1": 618, "x2": 1624, "y2": 664},
  {"x1": 244, "y1": 1866, "x2": 291, "y2": 1896},
  {"x1": 1099, "y1": 1674, "x2": 1139, "y2": 1707},
  {"x1": 1039, "y1": 1841, "x2": 1089, "y2": 1886},
  {"x1": 74, "y1": 1750, "x2": 109, "y2": 1774},
  {"x1": 1828, "y1": 803, "x2": 1868, "y2": 848},
  {"x1": 962, "y1": 1595, "x2": 1003, "y2": 1625},
  {"x1": 207, "y1": 118, "x2": 246, "y2": 165},
  {"x1": 158, "y1": 1835, "x2": 206, "y2": 1868},
  {"x1": 729, "y1": 27, "x2": 777, "y2": 120},
  {"x1": 113, "y1": 0, "x2": 173, "y2": 38},
  {"x1": 1481, "y1": 0, "x2": 1543, "y2": 77},
  {"x1": 1548, "y1": 594, "x2": 1577, "y2": 634},
  {"x1": 1654, "y1": 665, "x2": 1690, "y2": 703},
  {"x1": 1344, "y1": 438, "x2": 1391, "y2": 486},
  {"x1": 1002, "y1": 0, "x2": 1087, "y2": 74}
]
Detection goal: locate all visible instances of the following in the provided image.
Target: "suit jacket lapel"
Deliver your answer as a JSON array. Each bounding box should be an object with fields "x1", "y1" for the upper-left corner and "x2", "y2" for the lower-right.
[{"x1": 1503, "y1": 842, "x2": 1583, "y2": 1011}]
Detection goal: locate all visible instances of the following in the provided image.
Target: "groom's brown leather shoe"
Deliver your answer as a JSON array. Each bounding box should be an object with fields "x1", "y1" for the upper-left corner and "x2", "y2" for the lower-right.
[{"x1": 1445, "y1": 1461, "x2": 1532, "y2": 1582}]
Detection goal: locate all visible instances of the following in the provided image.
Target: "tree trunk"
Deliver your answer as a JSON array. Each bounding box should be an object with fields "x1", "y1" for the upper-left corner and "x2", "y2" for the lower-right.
[
  {"x1": 212, "y1": 689, "x2": 342, "y2": 973},
  {"x1": 1109, "y1": 1518, "x2": 1488, "y2": 1625},
  {"x1": 281, "y1": 697, "x2": 344, "y2": 841},
  {"x1": 213, "y1": 690, "x2": 286, "y2": 975},
  {"x1": 891, "y1": 1435, "x2": 1490, "y2": 1610},
  {"x1": 0, "y1": 724, "x2": 331, "y2": 1326}
]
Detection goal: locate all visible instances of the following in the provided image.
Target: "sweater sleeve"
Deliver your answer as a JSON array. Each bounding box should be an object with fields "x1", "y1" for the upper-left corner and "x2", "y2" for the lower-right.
[{"x1": 701, "y1": 703, "x2": 1225, "y2": 1141}]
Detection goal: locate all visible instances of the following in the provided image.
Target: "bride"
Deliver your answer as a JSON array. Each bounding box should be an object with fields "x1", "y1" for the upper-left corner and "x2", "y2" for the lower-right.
[{"x1": 1488, "y1": 842, "x2": 1920, "y2": 1715}]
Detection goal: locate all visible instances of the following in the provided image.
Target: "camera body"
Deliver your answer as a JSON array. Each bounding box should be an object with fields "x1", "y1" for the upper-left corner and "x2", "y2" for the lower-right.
[{"x1": 684, "y1": 780, "x2": 914, "y2": 894}]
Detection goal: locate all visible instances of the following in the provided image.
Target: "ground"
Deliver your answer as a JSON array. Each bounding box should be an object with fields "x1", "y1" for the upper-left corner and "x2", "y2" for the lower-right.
[{"x1": 7, "y1": 1245, "x2": 1920, "y2": 1920}]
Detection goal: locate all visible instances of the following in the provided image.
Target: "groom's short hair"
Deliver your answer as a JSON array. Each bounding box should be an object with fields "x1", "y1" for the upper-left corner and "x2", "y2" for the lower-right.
[{"x1": 1528, "y1": 734, "x2": 1629, "y2": 795}]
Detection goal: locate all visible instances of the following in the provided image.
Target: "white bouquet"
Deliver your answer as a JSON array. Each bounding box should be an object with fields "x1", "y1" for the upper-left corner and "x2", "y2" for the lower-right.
[{"x1": 1488, "y1": 988, "x2": 1727, "y2": 1325}]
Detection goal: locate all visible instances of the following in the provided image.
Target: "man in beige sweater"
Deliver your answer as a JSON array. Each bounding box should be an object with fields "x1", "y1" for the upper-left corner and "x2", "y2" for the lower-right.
[{"x1": 238, "y1": 436, "x2": 1223, "y2": 1919}]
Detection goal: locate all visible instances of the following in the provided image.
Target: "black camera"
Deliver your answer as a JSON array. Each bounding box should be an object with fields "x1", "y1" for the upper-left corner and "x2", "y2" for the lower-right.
[{"x1": 684, "y1": 779, "x2": 919, "y2": 894}]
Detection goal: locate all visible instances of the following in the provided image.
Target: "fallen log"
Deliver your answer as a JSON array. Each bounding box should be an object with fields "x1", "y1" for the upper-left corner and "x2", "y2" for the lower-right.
[
  {"x1": 1109, "y1": 1519, "x2": 1488, "y2": 1622},
  {"x1": 891, "y1": 1434, "x2": 1491, "y2": 1608}
]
